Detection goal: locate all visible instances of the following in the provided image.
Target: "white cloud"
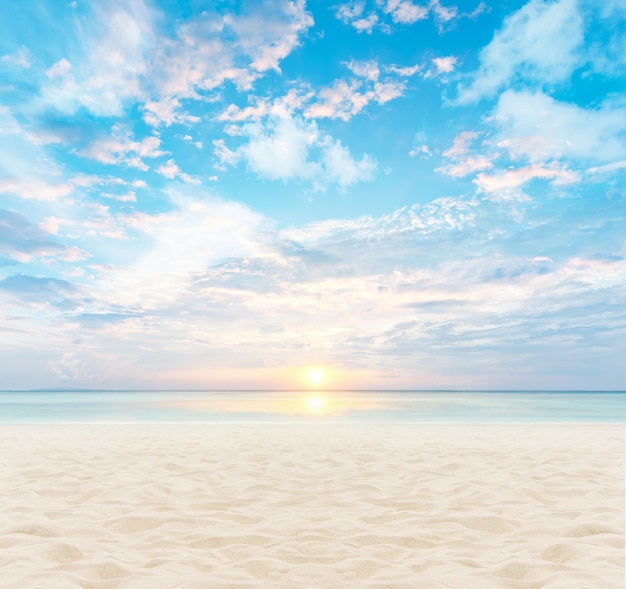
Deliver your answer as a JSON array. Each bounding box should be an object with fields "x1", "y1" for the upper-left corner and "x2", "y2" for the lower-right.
[
  {"x1": 373, "y1": 80, "x2": 406, "y2": 103},
  {"x1": 409, "y1": 144, "x2": 431, "y2": 157},
  {"x1": 382, "y1": 0, "x2": 428, "y2": 24},
  {"x1": 431, "y1": 56, "x2": 457, "y2": 74},
  {"x1": 386, "y1": 63, "x2": 422, "y2": 76},
  {"x1": 493, "y1": 90, "x2": 626, "y2": 164},
  {"x1": 219, "y1": 101, "x2": 272, "y2": 123},
  {"x1": 335, "y1": 1, "x2": 366, "y2": 21},
  {"x1": 335, "y1": 0, "x2": 466, "y2": 33},
  {"x1": 304, "y1": 80, "x2": 364, "y2": 120},
  {"x1": 225, "y1": 0, "x2": 313, "y2": 72},
  {"x1": 346, "y1": 60, "x2": 380, "y2": 81},
  {"x1": 100, "y1": 190, "x2": 137, "y2": 203},
  {"x1": 41, "y1": 0, "x2": 154, "y2": 116},
  {"x1": 156, "y1": 159, "x2": 202, "y2": 185},
  {"x1": 429, "y1": 0, "x2": 458, "y2": 30},
  {"x1": 143, "y1": 97, "x2": 201, "y2": 127},
  {"x1": 456, "y1": 0, "x2": 583, "y2": 103},
  {"x1": 0, "y1": 46, "x2": 31, "y2": 68},
  {"x1": 322, "y1": 140, "x2": 377, "y2": 187},
  {"x1": 213, "y1": 139, "x2": 239, "y2": 169},
  {"x1": 48, "y1": 353, "x2": 95, "y2": 382},
  {"x1": 221, "y1": 112, "x2": 377, "y2": 189},
  {"x1": 70, "y1": 173, "x2": 126, "y2": 188},
  {"x1": 37, "y1": 0, "x2": 313, "y2": 121},
  {"x1": 89, "y1": 188, "x2": 275, "y2": 312},
  {"x1": 443, "y1": 131, "x2": 479, "y2": 158},
  {"x1": 353, "y1": 13, "x2": 380, "y2": 32},
  {"x1": 587, "y1": 160, "x2": 626, "y2": 176},
  {"x1": 437, "y1": 156, "x2": 493, "y2": 178},
  {"x1": 436, "y1": 131, "x2": 493, "y2": 177},
  {"x1": 238, "y1": 114, "x2": 321, "y2": 182},
  {"x1": 304, "y1": 77, "x2": 405, "y2": 121},
  {"x1": 0, "y1": 177, "x2": 74, "y2": 201},
  {"x1": 334, "y1": 0, "x2": 428, "y2": 32},
  {"x1": 335, "y1": 2, "x2": 379, "y2": 33},
  {"x1": 475, "y1": 163, "x2": 580, "y2": 193},
  {"x1": 45, "y1": 58, "x2": 72, "y2": 79},
  {"x1": 80, "y1": 127, "x2": 167, "y2": 170}
]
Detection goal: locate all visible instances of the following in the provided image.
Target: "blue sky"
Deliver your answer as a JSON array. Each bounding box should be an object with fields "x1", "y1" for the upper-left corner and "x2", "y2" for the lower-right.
[{"x1": 0, "y1": 0, "x2": 624, "y2": 390}]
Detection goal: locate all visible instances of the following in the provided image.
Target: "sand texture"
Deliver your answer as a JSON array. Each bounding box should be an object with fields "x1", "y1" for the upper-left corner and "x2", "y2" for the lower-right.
[{"x1": 0, "y1": 424, "x2": 623, "y2": 588}]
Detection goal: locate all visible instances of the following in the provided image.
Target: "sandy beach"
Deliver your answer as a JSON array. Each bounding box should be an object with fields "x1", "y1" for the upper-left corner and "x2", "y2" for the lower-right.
[{"x1": 0, "y1": 424, "x2": 623, "y2": 588}]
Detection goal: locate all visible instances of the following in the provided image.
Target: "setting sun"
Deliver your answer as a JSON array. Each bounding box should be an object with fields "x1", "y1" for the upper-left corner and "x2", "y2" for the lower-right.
[{"x1": 306, "y1": 367, "x2": 326, "y2": 387}]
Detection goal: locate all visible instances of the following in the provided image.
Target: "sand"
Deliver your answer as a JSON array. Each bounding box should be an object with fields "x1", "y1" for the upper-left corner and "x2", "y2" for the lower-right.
[{"x1": 0, "y1": 424, "x2": 623, "y2": 588}]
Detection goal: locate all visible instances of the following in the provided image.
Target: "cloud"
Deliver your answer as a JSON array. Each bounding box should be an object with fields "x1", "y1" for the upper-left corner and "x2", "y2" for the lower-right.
[
  {"x1": 437, "y1": 156, "x2": 493, "y2": 178},
  {"x1": 37, "y1": 0, "x2": 313, "y2": 123},
  {"x1": 239, "y1": 114, "x2": 319, "y2": 181},
  {"x1": 213, "y1": 139, "x2": 239, "y2": 169},
  {"x1": 436, "y1": 131, "x2": 493, "y2": 177},
  {"x1": 587, "y1": 160, "x2": 626, "y2": 176},
  {"x1": 0, "y1": 178, "x2": 74, "y2": 202},
  {"x1": 493, "y1": 90, "x2": 626, "y2": 164},
  {"x1": 224, "y1": 0, "x2": 314, "y2": 72},
  {"x1": 80, "y1": 126, "x2": 167, "y2": 170},
  {"x1": 475, "y1": 163, "x2": 580, "y2": 194},
  {"x1": 149, "y1": 0, "x2": 312, "y2": 105},
  {"x1": 456, "y1": 0, "x2": 583, "y2": 103},
  {"x1": 346, "y1": 59, "x2": 380, "y2": 80},
  {"x1": 0, "y1": 209, "x2": 88, "y2": 263},
  {"x1": 409, "y1": 144, "x2": 431, "y2": 157},
  {"x1": 431, "y1": 56, "x2": 457, "y2": 74},
  {"x1": 1, "y1": 46, "x2": 31, "y2": 68},
  {"x1": 321, "y1": 140, "x2": 377, "y2": 187},
  {"x1": 304, "y1": 76, "x2": 405, "y2": 121},
  {"x1": 221, "y1": 112, "x2": 377, "y2": 189},
  {"x1": 86, "y1": 188, "x2": 274, "y2": 311},
  {"x1": 156, "y1": 159, "x2": 202, "y2": 185},
  {"x1": 386, "y1": 63, "x2": 422, "y2": 76},
  {"x1": 334, "y1": 2, "x2": 379, "y2": 33},
  {"x1": 219, "y1": 101, "x2": 272, "y2": 123},
  {"x1": 443, "y1": 131, "x2": 478, "y2": 158},
  {"x1": 41, "y1": 0, "x2": 155, "y2": 116},
  {"x1": 0, "y1": 274, "x2": 79, "y2": 308},
  {"x1": 283, "y1": 196, "x2": 478, "y2": 244},
  {"x1": 584, "y1": 0, "x2": 626, "y2": 77},
  {"x1": 48, "y1": 352, "x2": 95, "y2": 382},
  {"x1": 429, "y1": 0, "x2": 458, "y2": 25},
  {"x1": 142, "y1": 98, "x2": 201, "y2": 127},
  {"x1": 382, "y1": 0, "x2": 428, "y2": 24},
  {"x1": 216, "y1": 61, "x2": 408, "y2": 129},
  {"x1": 335, "y1": 0, "x2": 467, "y2": 33}
]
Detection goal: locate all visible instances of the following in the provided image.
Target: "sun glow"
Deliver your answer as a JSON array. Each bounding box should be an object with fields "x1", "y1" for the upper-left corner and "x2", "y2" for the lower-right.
[
  {"x1": 306, "y1": 366, "x2": 326, "y2": 388},
  {"x1": 306, "y1": 395, "x2": 327, "y2": 414}
]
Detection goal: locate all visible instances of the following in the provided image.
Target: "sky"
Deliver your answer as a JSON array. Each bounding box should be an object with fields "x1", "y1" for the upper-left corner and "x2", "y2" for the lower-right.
[{"x1": 0, "y1": 0, "x2": 624, "y2": 391}]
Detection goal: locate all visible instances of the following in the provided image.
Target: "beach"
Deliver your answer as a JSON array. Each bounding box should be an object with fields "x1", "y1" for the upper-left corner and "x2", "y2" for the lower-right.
[{"x1": 0, "y1": 424, "x2": 623, "y2": 588}]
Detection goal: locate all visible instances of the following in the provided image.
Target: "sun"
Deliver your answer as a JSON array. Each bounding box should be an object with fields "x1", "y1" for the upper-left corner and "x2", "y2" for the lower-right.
[{"x1": 306, "y1": 366, "x2": 326, "y2": 388}]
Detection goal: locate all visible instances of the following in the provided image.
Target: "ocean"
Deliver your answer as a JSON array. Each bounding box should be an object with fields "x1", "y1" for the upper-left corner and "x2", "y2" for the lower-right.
[{"x1": 0, "y1": 390, "x2": 624, "y2": 423}]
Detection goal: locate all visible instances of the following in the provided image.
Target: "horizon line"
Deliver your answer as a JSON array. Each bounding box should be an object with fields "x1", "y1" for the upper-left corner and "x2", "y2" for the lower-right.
[{"x1": 2, "y1": 388, "x2": 625, "y2": 394}]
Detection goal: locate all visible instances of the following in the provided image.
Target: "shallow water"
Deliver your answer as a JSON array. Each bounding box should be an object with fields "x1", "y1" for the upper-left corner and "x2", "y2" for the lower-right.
[{"x1": 0, "y1": 390, "x2": 624, "y2": 423}]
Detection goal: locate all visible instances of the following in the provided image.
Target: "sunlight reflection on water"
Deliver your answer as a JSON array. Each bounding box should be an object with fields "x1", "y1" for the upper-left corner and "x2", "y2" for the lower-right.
[{"x1": 0, "y1": 390, "x2": 624, "y2": 423}]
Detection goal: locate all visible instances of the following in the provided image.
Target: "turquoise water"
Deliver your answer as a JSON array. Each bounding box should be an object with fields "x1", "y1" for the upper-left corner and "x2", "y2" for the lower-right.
[{"x1": 0, "y1": 391, "x2": 624, "y2": 423}]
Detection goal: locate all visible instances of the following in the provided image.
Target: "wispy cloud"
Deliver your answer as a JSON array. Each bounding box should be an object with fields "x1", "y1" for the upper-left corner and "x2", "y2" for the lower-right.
[
  {"x1": 80, "y1": 126, "x2": 167, "y2": 171},
  {"x1": 456, "y1": 0, "x2": 583, "y2": 103}
]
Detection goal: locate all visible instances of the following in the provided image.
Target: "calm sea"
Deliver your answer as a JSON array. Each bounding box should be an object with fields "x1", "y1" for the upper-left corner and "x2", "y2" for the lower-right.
[{"x1": 0, "y1": 390, "x2": 624, "y2": 423}]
